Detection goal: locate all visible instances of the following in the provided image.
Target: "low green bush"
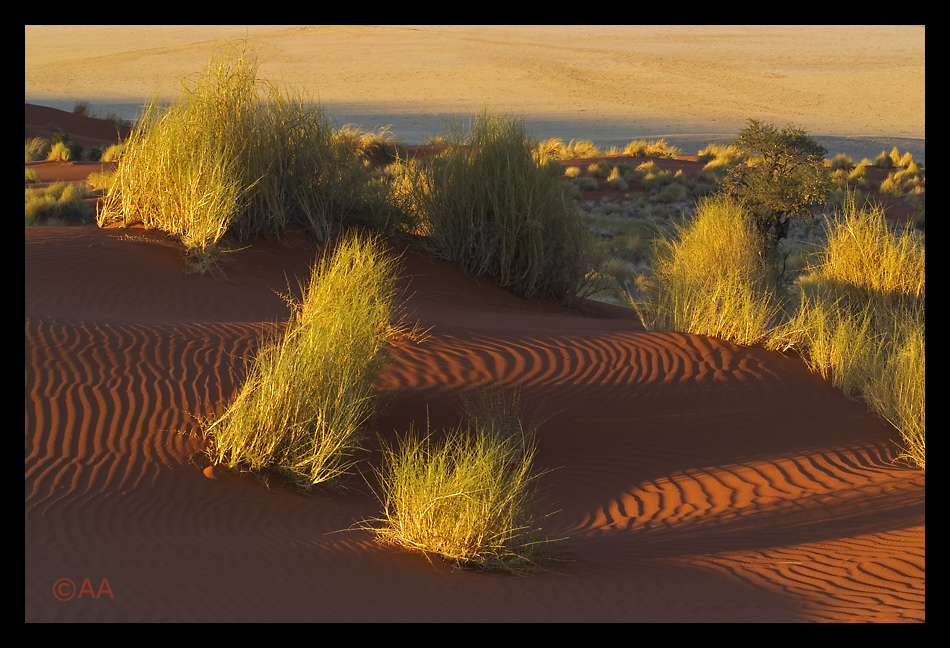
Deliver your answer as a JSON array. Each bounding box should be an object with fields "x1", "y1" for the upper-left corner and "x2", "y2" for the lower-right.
[{"x1": 573, "y1": 176, "x2": 599, "y2": 192}]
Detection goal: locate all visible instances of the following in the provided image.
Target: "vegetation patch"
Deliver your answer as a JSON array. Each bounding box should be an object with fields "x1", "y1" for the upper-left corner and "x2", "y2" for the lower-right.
[
  {"x1": 203, "y1": 233, "x2": 412, "y2": 489},
  {"x1": 367, "y1": 389, "x2": 558, "y2": 573}
]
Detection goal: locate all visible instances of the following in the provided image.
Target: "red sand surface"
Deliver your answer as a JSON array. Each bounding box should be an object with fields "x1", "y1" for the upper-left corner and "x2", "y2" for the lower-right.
[{"x1": 25, "y1": 106, "x2": 924, "y2": 622}]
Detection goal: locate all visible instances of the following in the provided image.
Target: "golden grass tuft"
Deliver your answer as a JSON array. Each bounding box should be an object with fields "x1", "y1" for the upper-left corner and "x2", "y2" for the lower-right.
[
  {"x1": 203, "y1": 233, "x2": 412, "y2": 488},
  {"x1": 630, "y1": 194, "x2": 782, "y2": 347},
  {"x1": 368, "y1": 389, "x2": 558, "y2": 573},
  {"x1": 767, "y1": 195, "x2": 924, "y2": 469}
]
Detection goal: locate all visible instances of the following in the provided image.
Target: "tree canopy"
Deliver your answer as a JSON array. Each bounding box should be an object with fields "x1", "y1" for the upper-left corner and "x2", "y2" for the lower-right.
[{"x1": 723, "y1": 119, "x2": 830, "y2": 255}]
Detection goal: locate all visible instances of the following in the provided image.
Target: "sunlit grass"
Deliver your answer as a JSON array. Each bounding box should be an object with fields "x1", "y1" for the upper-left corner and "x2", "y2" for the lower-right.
[
  {"x1": 387, "y1": 111, "x2": 601, "y2": 305},
  {"x1": 203, "y1": 233, "x2": 411, "y2": 488},
  {"x1": 630, "y1": 193, "x2": 783, "y2": 347},
  {"x1": 367, "y1": 389, "x2": 558, "y2": 573},
  {"x1": 767, "y1": 196, "x2": 924, "y2": 469}
]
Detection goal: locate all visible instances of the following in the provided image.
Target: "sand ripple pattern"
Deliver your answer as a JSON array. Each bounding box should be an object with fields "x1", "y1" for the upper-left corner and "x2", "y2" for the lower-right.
[
  {"x1": 25, "y1": 317, "x2": 270, "y2": 506},
  {"x1": 25, "y1": 225, "x2": 923, "y2": 621}
]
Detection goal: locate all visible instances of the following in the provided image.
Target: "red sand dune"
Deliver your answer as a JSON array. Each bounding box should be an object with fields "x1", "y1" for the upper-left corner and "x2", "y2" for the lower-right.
[{"x1": 25, "y1": 108, "x2": 924, "y2": 622}]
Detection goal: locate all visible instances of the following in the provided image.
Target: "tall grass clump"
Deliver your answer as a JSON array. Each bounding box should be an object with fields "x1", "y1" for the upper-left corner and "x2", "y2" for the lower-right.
[
  {"x1": 203, "y1": 233, "x2": 410, "y2": 488},
  {"x1": 774, "y1": 196, "x2": 924, "y2": 469},
  {"x1": 96, "y1": 48, "x2": 258, "y2": 267},
  {"x1": 368, "y1": 389, "x2": 557, "y2": 572},
  {"x1": 98, "y1": 41, "x2": 379, "y2": 271},
  {"x1": 387, "y1": 112, "x2": 600, "y2": 305},
  {"x1": 631, "y1": 194, "x2": 783, "y2": 346}
]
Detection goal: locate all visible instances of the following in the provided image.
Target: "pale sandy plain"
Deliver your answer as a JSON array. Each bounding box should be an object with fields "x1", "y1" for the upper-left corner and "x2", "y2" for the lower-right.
[
  {"x1": 26, "y1": 26, "x2": 924, "y2": 622},
  {"x1": 25, "y1": 24, "x2": 925, "y2": 162}
]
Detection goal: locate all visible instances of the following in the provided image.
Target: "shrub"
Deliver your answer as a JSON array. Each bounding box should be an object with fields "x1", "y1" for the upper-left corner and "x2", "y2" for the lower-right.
[
  {"x1": 97, "y1": 42, "x2": 380, "y2": 270},
  {"x1": 608, "y1": 176, "x2": 629, "y2": 191},
  {"x1": 203, "y1": 233, "x2": 410, "y2": 488},
  {"x1": 698, "y1": 142, "x2": 743, "y2": 170},
  {"x1": 655, "y1": 182, "x2": 688, "y2": 203},
  {"x1": 100, "y1": 143, "x2": 124, "y2": 162},
  {"x1": 563, "y1": 138, "x2": 602, "y2": 159},
  {"x1": 847, "y1": 163, "x2": 870, "y2": 187},
  {"x1": 632, "y1": 194, "x2": 783, "y2": 346},
  {"x1": 874, "y1": 150, "x2": 894, "y2": 168},
  {"x1": 829, "y1": 153, "x2": 854, "y2": 171},
  {"x1": 46, "y1": 140, "x2": 70, "y2": 162},
  {"x1": 563, "y1": 165, "x2": 581, "y2": 178},
  {"x1": 588, "y1": 161, "x2": 613, "y2": 178},
  {"x1": 769, "y1": 196, "x2": 924, "y2": 469},
  {"x1": 573, "y1": 176, "x2": 599, "y2": 192},
  {"x1": 368, "y1": 389, "x2": 556, "y2": 572},
  {"x1": 641, "y1": 169, "x2": 673, "y2": 192},
  {"x1": 66, "y1": 140, "x2": 84, "y2": 161},
  {"x1": 534, "y1": 137, "x2": 565, "y2": 161},
  {"x1": 25, "y1": 181, "x2": 94, "y2": 224},
  {"x1": 614, "y1": 163, "x2": 637, "y2": 179},
  {"x1": 386, "y1": 111, "x2": 601, "y2": 305},
  {"x1": 25, "y1": 137, "x2": 51, "y2": 162},
  {"x1": 624, "y1": 138, "x2": 681, "y2": 158},
  {"x1": 72, "y1": 100, "x2": 91, "y2": 116},
  {"x1": 86, "y1": 170, "x2": 115, "y2": 191},
  {"x1": 25, "y1": 168, "x2": 40, "y2": 184}
]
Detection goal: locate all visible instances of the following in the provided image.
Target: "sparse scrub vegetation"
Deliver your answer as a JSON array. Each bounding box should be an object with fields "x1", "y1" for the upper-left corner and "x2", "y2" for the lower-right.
[{"x1": 629, "y1": 184, "x2": 924, "y2": 468}]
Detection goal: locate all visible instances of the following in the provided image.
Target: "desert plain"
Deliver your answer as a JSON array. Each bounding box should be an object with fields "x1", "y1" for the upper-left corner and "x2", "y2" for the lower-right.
[{"x1": 25, "y1": 25, "x2": 924, "y2": 622}]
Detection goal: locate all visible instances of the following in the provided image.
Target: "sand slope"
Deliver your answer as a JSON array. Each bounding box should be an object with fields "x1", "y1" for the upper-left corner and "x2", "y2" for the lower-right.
[{"x1": 25, "y1": 219, "x2": 924, "y2": 621}]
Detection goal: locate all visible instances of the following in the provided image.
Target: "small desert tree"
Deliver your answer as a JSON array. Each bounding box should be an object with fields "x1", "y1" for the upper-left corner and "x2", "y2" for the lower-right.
[{"x1": 723, "y1": 119, "x2": 830, "y2": 265}]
